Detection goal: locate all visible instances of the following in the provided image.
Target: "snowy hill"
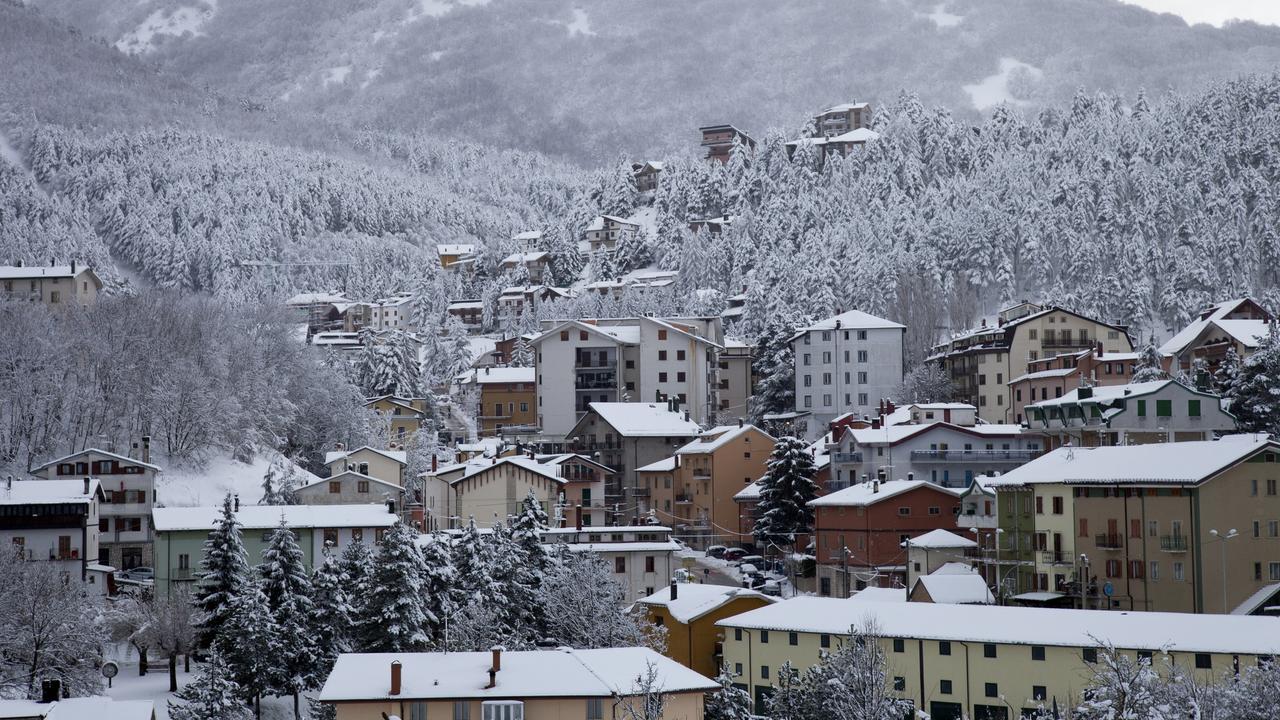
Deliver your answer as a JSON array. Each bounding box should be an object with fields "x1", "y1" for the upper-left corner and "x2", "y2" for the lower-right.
[
  {"x1": 25, "y1": 0, "x2": 1280, "y2": 160},
  {"x1": 156, "y1": 450, "x2": 320, "y2": 508}
]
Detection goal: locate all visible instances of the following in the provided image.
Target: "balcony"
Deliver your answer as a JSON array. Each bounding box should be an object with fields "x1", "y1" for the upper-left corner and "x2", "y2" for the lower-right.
[
  {"x1": 910, "y1": 449, "x2": 1042, "y2": 463},
  {"x1": 1039, "y1": 550, "x2": 1072, "y2": 565},
  {"x1": 1160, "y1": 535, "x2": 1188, "y2": 552},
  {"x1": 1041, "y1": 337, "x2": 1091, "y2": 350},
  {"x1": 575, "y1": 380, "x2": 617, "y2": 391},
  {"x1": 675, "y1": 494, "x2": 693, "y2": 504},
  {"x1": 101, "y1": 502, "x2": 151, "y2": 516},
  {"x1": 1095, "y1": 533, "x2": 1124, "y2": 549},
  {"x1": 831, "y1": 452, "x2": 863, "y2": 464},
  {"x1": 692, "y1": 471, "x2": 711, "y2": 481},
  {"x1": 630, "y1": 487, "x2": 651, "y2": 497}
]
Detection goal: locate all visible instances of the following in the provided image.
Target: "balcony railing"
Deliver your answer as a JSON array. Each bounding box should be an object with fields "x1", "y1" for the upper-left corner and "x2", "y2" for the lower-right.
[
  {"x1": 575, "y1": 380, "x2": 617, "y2": 390},
  {"x1": 1040, "y1": 550, "x2": 1072, "y2": 565},
  {"x1": 909, "y1": 449, "x2": 1042, "y2": 463},
  {"x1": 629, "y1": 487, "x2": 651, "y2": 497},
  {"x1": 1160, "y1": 535, "x2": 1188, "y2": 552},
  {"x1": 1095, "y1": 533, "x2": 1124, "y2": 549},
  {"x1": 675, "y1": 494, "x2": 693, "y2": 504},
  {"x1": 831, "y1": 452, "x2": 863, "y2": 464}
]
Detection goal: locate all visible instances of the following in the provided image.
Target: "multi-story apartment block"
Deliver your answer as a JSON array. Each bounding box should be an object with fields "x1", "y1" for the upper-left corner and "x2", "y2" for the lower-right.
[
  {"x1": 584, "y1": 215, "x2": 640, "y2": 254},
  {"x1": 531, "y1": 317, "x2": 725, "y2": 437},
  {"x1": 1160, "y1": 297, "x2": 1274, "y2": 375},
  {"x1": 534, "y1": 453, "x2": 614, "y2": 526},
  {"x1": 0, "y1": 477, "x2": 110, "y2": 593},
  {"x1": 456, "y1": 366, "x2": 537, "y2": 436},
  {"x1": 633, "y1": 423, "x2": 774, "y2": 547},
  {"x1": 699, "y1": 124, "x2": 756, "y2": 163},
  {"x1": 325, "y1": 445, "x2": 407, "y2": 487},
  {"x1": 632, "y1": 161, "x2": 664, "y2": 193},
  {"x1": 31, "y1": 445, "x2": 160, "y2": 570},
  {"x1": 814, "y1": 102, "x2": 872, "y2": 136},
  {"x1": 1024, "y1": 379, "x2": 1236, "y2": 449},
  {"x1": 715, "y1": 338, "x2": 754, "y2": 423},
  {"x1": 564, "y1": 402, "x2": 701, "y2": 512},
  {"x1": 0, "y1": 261, "x2": 102, "y2": 307},
  {"x1": 717, "y1": 597, "x2": 1280, "y2": 717},
  {"x1": 828, "y1": 418, "x2": 1041, "y2": 491},
  {"x1": 1007, "y1": 346, "x2": 1143, "y2": 424},
  {"x1": 989, "y1": 437, "x2": 1280, "y2": 614},
  {"x1": 808, "y1": 479, "x2": 963, "y2": 596},
  {"x1": 543, "y1": 525, "x2": 680, "y2": 600},
  {"x1": 791, "y1": 309, "x2": 906, "y2": 440},
  {"x1": 930, "y1": 302, "x2": 1134, "y2": 423}
]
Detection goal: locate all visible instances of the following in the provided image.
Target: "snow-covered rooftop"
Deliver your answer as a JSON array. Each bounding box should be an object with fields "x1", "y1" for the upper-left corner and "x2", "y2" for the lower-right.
[
  {"x1": 1231, "y1": 582, "x2": 1280, "y2": 615},
  {"x1": 513, "y1": 230, "x2": 543, "y2": 241},
  {"x1": 298, "y1": 470, "x2": 402, "y2": 492},
  {"x1": 456, "y1": 367, "x2": 536, "y2": 385},
  {"x1": 152, "y1": 504, "x2": 398, "y2": 532},
  {"x1": 587, "y1": 402, "x2": 702, "y2": 437},
  {"x1": 637, "y1": 457, "x2": 677, "y2": 473},
  {"x1": 794, "y1": 309, "x2": 905, "y2": 335},
  {"x1": 502, "y1": 251, "x2": 550, "y2": 264},
  {"x1": 325, "y1": 446, "x2": 408, "y2": 465},
  {"x1": 455, "y1": 456, "x2": 565, "y2": 485},
  {"x1": 733, "y1": 480, "x2": 762, "y2": 501},
  {"x1": 718, "y1": 597, "x2": 1280, "y2": 654},
  {"x1": 986, "y1": 436, "x2": 1276, "y2": 487},
  {"x1": 1024, "y1": 379, "x2": 1188, "y2": 409},
  {"x1": 905, "y1": 529, "x2": 977, "y2": 548},
  {"x1": 638, "y1": 583, "x2": 774, "y2": 623},
  {"x1": 1159, "y1": 298, "x2": 1253, "y2": 356},
  {"x1": 820, "y1": 102, "x2": 870, "y2": 113},
  {"x1": 840, "y1": 421, "x2": 1024, "y2": 447},
  {"x1": 286, "y1": 291, "x2": 347, "y2": 306},
  {"x1": 1213, "y1": 319, "x2": 1271, "y2": 348},
  {"x1": 847, "y1": 587, "x2": 907, "y2": 604},
  {"x1": 585, "y1": 215, "x2": 640, "y2": 231},
  {"x1": 448, "y1": 300, "x2": 484, "y2": 310},
  {"x1": 1008, "y1": 367, "x2": 1077, "y2": 383},
  {"x1": 828, "y1": 128, "x2": 880, "y2": 143},
  {"x1": 31, "y1": 447, "x2": 162, "y2": 474},
  {"x1": 809, "y1": 479, "x2": 960, "y2": 508},
  {"x1": 0, "y1": 478, "x2": 100, "y2": 505},
  {"x1": 913, "y1": 570, "x2": 995, "y2": 605},
  {"x1": 675, "y1": 424, "x2": 770, "y2": 455},
  {"x1": 44, "y1": 698, "x2": 155, "y2": 720},
  {"x1": 532, "y1": 321, "x2": 640, "y2": 346},
  {"x1": 437, "y1": 244, "x2": 475, "y2": 256},
  {"x1": 320, "y1": 647, "x2": 717, "y2": 701},
  {"x1": 0, "y1": 265, "x2": 92, "y2": 280},
  {"x1": 560, "y1": 541, "x2": 682, "y2": 553}
]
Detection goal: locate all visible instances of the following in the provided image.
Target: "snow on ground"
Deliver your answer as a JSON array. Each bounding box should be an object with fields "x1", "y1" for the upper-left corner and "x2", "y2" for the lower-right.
[
  {"x1": 962, "y1": 57, "x2": 1043, "y2": 110},
  {"x1": 323, "y1": 65, "x2": 353, "y2": 87},
  {"x1": 566, "y1": 8, "x2": 596, "y2": 36},
  {"x1": 115, "y1": 1, "x2": 218, "y2": 55},
  {"x1": 156, "y1": 450, "x2": 318, "y2": 508},
  {"x1": 105, "y1": 661, "x2": 312, "y2": 720}
]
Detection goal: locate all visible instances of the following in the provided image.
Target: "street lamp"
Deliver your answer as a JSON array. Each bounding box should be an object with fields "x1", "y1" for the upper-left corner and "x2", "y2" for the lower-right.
[{"x1": 1209, "y1": 528, "x2": 1238, "y2": 613}]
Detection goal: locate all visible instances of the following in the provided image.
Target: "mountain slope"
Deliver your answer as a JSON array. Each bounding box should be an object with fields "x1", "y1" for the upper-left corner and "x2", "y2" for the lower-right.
[{"x1": 26, "y1": 0, "x2": 1280, "y2": 160}]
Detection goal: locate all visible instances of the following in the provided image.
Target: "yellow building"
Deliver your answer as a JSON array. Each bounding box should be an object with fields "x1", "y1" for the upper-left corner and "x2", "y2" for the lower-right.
[
  {"x1": 717, "y1": 596, "x2": 1280, "y2": 719},
  {"x1": 319, "y1": 647, "x2": 717, "y2": 720},
  {"x1": 637, "y1": 582, "x2": 775, "y2": 677},
  {"x1": 365, "y1": 395, "x2": 430, "y2": 446},
  {"x1": 457, "y1": 367, "x2": 537, "y2": 437}
]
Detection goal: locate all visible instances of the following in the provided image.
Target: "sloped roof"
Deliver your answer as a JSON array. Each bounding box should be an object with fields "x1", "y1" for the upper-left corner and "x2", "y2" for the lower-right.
[
  {"x1": 530, "y1": 320, "x2": 640, "y2": 347},
  {"x1": 638, "y1": 583, "x2": 774, "y2": 623},
  {"x1": 456, "y1": 367, "x2": 536, "y2": 385},
  {"x1": 325, "y1": 446, "x2": 408, "y2": 466},
  {"x1": 637, "y1": 457, "x2": 677, "y2": 473},
  {"x1": 820, "y1": 102, "x2": 870, "y2": 113},
  {"x1": 436, "y1": 244, "x2": 475, "y2": 255},
  {"x1": 31, "y1": 448, "x2": 162, "y2": 473},
  {"x1": 1159, "y1": 298, "x2": 1253, "y2": 356},
  {"x1": 828, "y1": 128, "x2": 880, "y2": 143},
  {"x1": 913, "y1": 572, "x2": 995, "y2": 605},
  {"x1": 297, "y1": 470, "x2": 402, "y2": 493},
  {"x1": 454, "y1": 456, "x2": 565, "y2": 485},
  {"x1": 986, "y1": 436, "x2": 1276, "y2": 487},
  {"x1": 809, "y1": 479, "x2": 960, "y2": 507},
  {"x1": 793, "y1": 309, "x2": 905, "y2": 336},
  {"x1": 674, "y1": 424, "x2": 771, "y2": 455},
  {"x1": 906, "y1": 529, "x2": 977, "y2": 548},
  {"x1": 586, "y1": 402, "x2": 702, "y2": 437},
  {"x1": 0, "y1": 478, "x2": 100, "y2": 505},
  {"x1": 152, "y1": 504, "x2": 397, "y2": 531}
]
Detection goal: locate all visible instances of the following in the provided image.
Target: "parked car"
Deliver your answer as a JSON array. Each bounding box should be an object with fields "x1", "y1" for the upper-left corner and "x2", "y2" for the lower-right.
[
  {"x1": 739, "y1": 554, "x2": 766, "y2": 568},
  {"x1": 722, "y1": 548, "x2": 748, "y2": 562},
  {"x1": 117, "y1": 567, "x2": 154, "y2": 583},
  {"x1": 761, "y1": 579, "x2": 783, "y2": 596},
  {"x1": 705, "y1": 545, "x2": 728, "y2": 559},
  {"x1": 739, "y1": 563, "x2": 759, "y2": 576}
]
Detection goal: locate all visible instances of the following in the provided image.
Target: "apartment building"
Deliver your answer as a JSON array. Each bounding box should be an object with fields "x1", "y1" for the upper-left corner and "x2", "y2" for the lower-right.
[
  {"x1": 369, "y1": 293, "x2": 413, "y2": 331},
  {"x1": 808, "y1": 479, "x2": 963, "y2": 596},
  {"x1": 827, "y1": 419, "x2": 1042, "y2": 490},
  {"x1": 584, "y1": 215, "x2": 640, "y2": 254},
  {"x1": 30, "y1": 445, "x2": 160, "y2": 570},
  {"x1": 531, "y1": 317, "x2": 724, "y2": 437},
  {"x1": 366, "y1": 395, "x2": 430, "y2": 446},
  {"x1": 1007, "y1": 346, "x2": 1142, "y2": 424},
  {"x1": 319, "y1": 647, "x2": 716, "y2": 720},
  {"x1": 791, "y1": 309, "x2": 906, "y2": 440},
  {"x1": 0, "y1": 477, "x2": 111, "y2": 593},
  {"x1": 543, "y1": 525, "x2": 680, "y2": 601},
  {"x1": 423, "y1": 455, "x2": 570, "y2": 529},
  {"x1": 637, "y1": 583, "x2": 775, "y2": 677},
  {"x1": 456, "y1": 366, "x2": 537, "y2": 436},
  {"x1": 325, "y1": 445, "x2": 407, "y2": 487},
  {"x1": 152, "y1": 502, "x2": 397, "y2": 595},
  {"x1": 633, "y1": 423, "x2": 774, "y2": 547},
  {"x1": 499, "y1": 252, "x2": 551, "y2": 283},
  {"x1": 0, "y1": 261, "x2": 101, "y2": 307},
  {"x1": 564, "y1": 402, "x2": 701, "y2": 512},
  {"x1": 1160, "y1": 297, "x2": 1274, "y2": 374},
  {"x1": 930, "y1": 302, "x2": 1133, "y2": 423},
  {"x1": 814, "y1": 102, "x2": 872, "y2": 136},
  {"x1": 632, "y1": 161, "x2": 664, "y2": 193},
  {"x1": 717, "y1": 597, "x2": 1280, "y2": 718},
  {"x1": 1024, "y1": 379, "x2": 1236, "y2": 449},
  {"x1": 715, "y1": 337, "x2": 754, "y2": 423},
  {"x1": 699, "y1": 124, "x2": 756, "y2": 163},
  {"x1": 534, "y1": 453, "x2": 614, "y2": 526},
  {"x1": 991, "y1": 437, "x2": 1280, "y2": 614}
]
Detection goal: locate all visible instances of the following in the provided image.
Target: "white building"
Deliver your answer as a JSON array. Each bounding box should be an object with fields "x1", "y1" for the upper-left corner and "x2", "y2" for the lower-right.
[
  {"x1": 369, "y1": 293, "x2": 414, "y2": 331},
  {"x1": 30, "y1": 446, "x2": 161, "y2": 571},
  {"x1": 543, "y1": 525, "x2": 680, "y2": 601},
  {"x1": 531, "y1": 317, "x2": 724, "y2": 438},
  {"x1": 828, "y1": 420, "x2": 1042, "y2": 490},
  {"x1": 0, "y1": 477, "x2": 111, "y2": 595},
  {"x1": 1023, "y1": 379, "x2": 1237, "y2": 448},
  {"x1": 791, "y1": 310, "x2": 906, "y2": 439}
]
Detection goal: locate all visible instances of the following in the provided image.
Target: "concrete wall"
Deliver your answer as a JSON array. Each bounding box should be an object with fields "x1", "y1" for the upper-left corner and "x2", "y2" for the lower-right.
[
  {"x1": 327, "y1": 448, "x2": 404, "y2": 487},
  {"x1": 295, "y1": 473, "x2": 402, "y2": 506},
  {"x1": 333, "y1": 691, "x2": 705, "y2": 720},
  {"x1": 453, "y1": 463, "x2": 561, "y2": 527},
  {"x1": 792, "y1": 326, "x2": 904, "y2": 439}
]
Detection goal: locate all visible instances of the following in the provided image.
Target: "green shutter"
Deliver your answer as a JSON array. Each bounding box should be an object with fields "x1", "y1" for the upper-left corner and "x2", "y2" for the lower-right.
[
  {"x1": 1188, "y1": 399, "x2": 1201, "y2": 417},
  {"x1": 1137, "y1": 400, "x2": 1146, "y2": 417},
  {"x1": 1157, "y1": 399, "x2": 1172, "y2": 417}
]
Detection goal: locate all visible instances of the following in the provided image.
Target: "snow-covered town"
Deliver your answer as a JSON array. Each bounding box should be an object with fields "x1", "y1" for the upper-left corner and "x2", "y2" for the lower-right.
[{"x1": 6, "y1": 1, "x2": 1280, "y2": 719}]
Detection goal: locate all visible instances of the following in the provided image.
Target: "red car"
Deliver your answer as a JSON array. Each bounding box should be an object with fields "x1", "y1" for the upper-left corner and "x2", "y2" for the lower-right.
[{"x1": 722, "y1": 548, "x2": 748, "y2": 562}]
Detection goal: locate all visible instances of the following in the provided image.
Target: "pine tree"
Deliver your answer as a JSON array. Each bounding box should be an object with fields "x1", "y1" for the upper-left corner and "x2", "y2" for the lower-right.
[
  {"x1": 193, "y1": 493, "x2": 250, "y2": 649},
  {"x1": 309, "y1": 548, "x2": 353, "y2": 686},
  {"x1": 168, "y1": 647, "x2": 251, "y2": 720},
  {"x1": 356, "y1": 522, "x2": 434, "y2": 652},
  {"x1": 753, "y1": 437, "x2": 818, "y2": 550},
  {"x1": 1131, "y1": 338, "x2": 1168, "y2": 383},
  {"x1": 338, "y1": 540, "x2": 375, "y2": 633},
  {"x1": 453, "y1": 516, "x2": 501, "y2": 604},
  {"x1": 1214, "y1": 347, "x2": 1243, "y2": 396},
  {"x1": 1228, "y1": 325, "x2": 1280, "y2": 436},
  {"x1": 704, "y1": 667, "x2": 754, "y2": 720},
  {"x1": 259, "y1": 518, "x2": 316, "y2": 716},
  {"x1": 417, "y1": 533, "x2": 456, "y2": 644},
  {"x1": 749, "y1": 318, "x2": 796, "y2": 423},
  {"x1": 218, "y1": 576, "x2": 280, "y2": 716}
]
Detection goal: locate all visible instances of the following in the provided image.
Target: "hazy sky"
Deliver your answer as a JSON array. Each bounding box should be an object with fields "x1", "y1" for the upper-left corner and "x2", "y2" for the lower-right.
[{"x1": 1119, "y1": 0, "x2": 1280, "y2": 27}]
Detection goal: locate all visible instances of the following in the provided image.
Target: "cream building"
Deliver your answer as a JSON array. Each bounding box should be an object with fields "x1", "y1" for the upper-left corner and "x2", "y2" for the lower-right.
[
  {"x1": 319, "y1": 647, "x2": 716, "y2": 720},
  {"x1": 718, "y1": 597, "x2": 1280, "y2": 718},
  {"x1": 0, "y1": 262, "x2": 101, "y2": 307},
  {"x1": 325, "y1": 446, "x2": 407, "y2": 488}
]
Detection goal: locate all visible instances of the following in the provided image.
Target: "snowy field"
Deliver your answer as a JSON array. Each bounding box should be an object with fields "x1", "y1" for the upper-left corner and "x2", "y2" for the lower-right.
[
  {"x1": 156, "y1": 450, "x2": 319, "y2": 508},
  {"x1": 106, "y1": 661, "x2": 318, "y2": 720}
]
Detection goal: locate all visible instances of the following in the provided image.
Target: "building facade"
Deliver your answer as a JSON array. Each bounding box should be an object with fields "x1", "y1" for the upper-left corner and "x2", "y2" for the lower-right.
[
  {"x1": 0, "y1": 477, "x2": 108, "y2": 593},
  {"x1": 1023, "y1": 379, "x2": 1236, "y2": 449},
  {"x1": 791, "y1": 310, "x2": 906, "y2": 439},
  {"x1": 0, "y1": 263, "x2": 101, "y2": 307},
  {"x1": 1160, "y1": 298, "x2": 1273, "y2": 374},
  {"x1": 1006, "y1": 347, "x2": 1142, "y2": 424},
  {"x1": 457, "y1": 367, "x2": 537, "y2": 436},
  {"x1": 828, "y1": 421, "x2": 1042, "y2": 491},
  {"x1": 637, "y1": 583, "x2": 774, "y2": 677},
  {"x1": 698, "y1": 124, "x2": 756, "y2": 163}
]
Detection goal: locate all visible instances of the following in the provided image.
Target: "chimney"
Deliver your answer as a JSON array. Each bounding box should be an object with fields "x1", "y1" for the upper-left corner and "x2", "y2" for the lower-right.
[
  {"x1": 390, "y1": 661, "x2": 402, "y2": 695},
  {"x1": 877, "y1": 469, "x2": 886, "y2": 483},
  {"x1": 432, "y1": 455, "x2": 438, "y2": 473},
  {"x1": 142, "y1": 435, "x2": 151, "y2": 464},
  {"x1": 491, "y1": 646, "x2": 503, "y2": 672},
  {"x1": 40, "y1": 679, "x2": 61, "y2": 704},
  {"x1": 233, "y1": 494, "x2": 240, "y2": 512},
  {"x1": 861, "y1": 473, "x2": 868, "y2": 485},
  {"x1": 1096, "y1": 341, "x2": 1104, "y2": 358},
  {"x1": 906, "y1": 472, "x2": 914, "y2": 482},
  {"x1": 335, "y1": 442, "x2": 345, "y2": 451},
  {"x1": 885, "y1": 400, "x2": 895, "y2": 415},
  {"x1": 83, "y1": 477, "x2": 90, "y2": 495},
  {"x1": 49, "y1": 257, "x2": 55, "y2": 267},
  {"x1": 576, "y1": 504, "x2": 583, "y2": 531},
  {"x1": 71, "y1": 260, "x2": 76, "y2": 273},
  {"x1": 656, "y1": 389, "x2": 662, "y2": 403},
  {"x1": 684, "y1": 411, "x2": 690, "y2": 422},
  {"x1": 6, "y1": 475, "x2": 12, "y2": 491},
  {"x1": 131, "y1": 441, "x2": 139, "y2": 459},
  {"x1": 871, "y1": 419, "x2": 880, "y2": 430},
  {"x1": 738, "y1": 418, "x2": 744, "y2": 428},
  {"x1": 670, "y1": 580, "x2": 678, "y2": 600},
  {"x1": 873, "y1": 479, "x2": 880, "y2": 493}
]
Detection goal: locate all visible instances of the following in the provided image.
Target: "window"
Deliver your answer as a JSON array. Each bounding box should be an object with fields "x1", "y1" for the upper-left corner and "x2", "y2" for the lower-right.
[
  {"x1": 857, "y1": 371, "x2": 868, "y2": 384},
  {"x1": 1195, "y1": 654, "x2": 1212, "y2": 669},
  {"x1": 178, "y1": 554, "x2": 190, "y2": 570},
  {"x1": 1137, "y1": 399, "x2": 1147, "y2": 417},
  {"x1": 1084, "y1": 648, "x2": 1098, "y2": 664},
  {"x1": 587, "y1": 699, "x2": 603, "y2": 720},
  {"x1": 820, "y1": 634, "x2": 831, "y2": 648},
  {"x1": 658, "y1": 372, "x2": 668, "y2": 383},
  {"x1": 329, "y1": 481, "x2": 341, "y2": 494},
  {"x1": 1052, "y1": 496, "x2": 1063, "y2": 515},
  {"x1": 734, "y1": 628, "x2": 742, "y2": 642},
  {"x1": 1271, "y1": 562, "x2": 1280, "y2": 581},
  {"x1": 939, "y1": 641, "x2": 952, "y2": 656},
  {"x1": 985, "y1": 682, "x2": 998, "y2": 698},
  {"x1": 789, "y1": 632, "x2": 798, "y2": 646},
  {"x1": 1188, "y1": 399, "x2": 1201, "y2": 417},
  {"x1": 1033, "y1": 686, "x2": 1047, "y2": 701},
  {"x1": 1078, "y1": 518, "x2": 1088, "y2": 537},
  {"x1": 734, "y1": 663, "x2": 743, "y2": 675},
  {"x1": 352, "y1": 528, "x2": 363, "y2": 543},
  {"x1": 857, "y1": 393, "x2": 868, "y2": 405},
  {"x1": 857, "y1": 330, "x2": 867, "y2": 340},
  {"x1": 614, "y1": 557, "x2": 625, "y2": 573},
  {"x1": 580, "y1": 331, "x2": 588, "y2": 341},
  {"x1": 893, "y1": 638, "x2": 905, "y2": 653},
  {"x1": 1150, "y1": 561, "x2": 1160, "y2": 581},
  {"x1": 1269, "y1": 479, "x2": 1278, "y2": 496},
  {"x1": 893, "y1": 676, "x2": 906, "y2": 692},
  {"x1": 929, "y1": 506, "x2": 941, "y2": 515},
  {"x1": 857, "y1": 350, "x2": 868, "y2": 363},
  {"x1": 761, "y1": 666, "x2": 770, "y2": 679},
  {"x1": 520, "y1": 402, "x2": 529, "y2": 412},
  {"x1": 1036, "y1": 496, "x2": 1044, "y2": 514},
  {"x1": 898, "y1": 507, "x2": 910, "y2": 516},
  {"x1": 1129, "y1": 560, "x2": 1144, "y2": 579},
  {"x1": 1156, "y1": 399, "x2": 1172, "y2": 417},
  {"x1": 984, "y1": 644, "x2": 997, "y2": 658},
  {"x1": 822, "y1": 351, "x2": 832, "y2": 363},
  {"x1": 49, "y1": 290, "x2": 60, "y2": 304},
  {"x1": 411, "y1": 702, "x2": 428, "y2": 720},
  {"x1": 658, "y1": 350, "x2": 668, "y2": 361},
  {"x1": 677, "y1": 350, "x2": 686, "y2": 361},
  {"x1": 482, "y1": 702, "x2": 524, "y2": 720},
  {"x1": 323, "y1": 529, "x2": 338, "y2": 547},
  {"x1": 357, "y1": 480, "x2": 370, "y2": 493},
  {"x1": 1173, "y1": 561, "x2": 1185, "y2": 581},
  {"x1": 803, "y1": 353, "x2": 812, "y2": 366},
  {"x1": 938, "y1": 679, "x2": 953, "y2": 694},
  {"x1": 1031, "y1": 646, "x2": 1045, "y2": 661}
]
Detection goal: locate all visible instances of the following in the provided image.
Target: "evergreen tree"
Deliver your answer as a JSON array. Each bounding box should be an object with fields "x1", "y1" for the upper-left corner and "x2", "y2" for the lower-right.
[
  {"x1": 1131, "y1": 338, "x2": 1169, "y2": 383},
  {"x1": 753, "y1": 437, "x2": 818, "y2": 550},
  {"x1": 193, "y1": 493, "x2": 250, "y2": 649},
  {"x1": 356, "y1": 522, "x2": 435, "y2": 652},
  {"x1": 338, "y1": 540, "x2": 375, "y2": 632},
  {"x1": 704, "y1": 667, "x2": 754, "y2": 720},
  {"x1": 168, "y1": 647, "x2": 251, "y2": 720},
  {"x1": 748, "y1": 318, "x2": 796, "y2": 424},
  {"x1": 259, "y1": 518, "x2": 317, "y2": 716},
  {"x1": 417, "y1": 533, "x2": 457, "y2": 643},
  {"x1": 309, "y1": 548, "x2": 354, "y2": 686},
  {"x1": 896, "y1": 364, "x2": 954, "y2": 403},
  {"x1": 1214, "y1": 347, "x2": 1243, "y2": 396},
  {"x1": 1228, "y1": 325, "x2": 1280, "y2": 436},
  {"x1": 218, "y1": 576, "x2": 280, "y2": 716}
]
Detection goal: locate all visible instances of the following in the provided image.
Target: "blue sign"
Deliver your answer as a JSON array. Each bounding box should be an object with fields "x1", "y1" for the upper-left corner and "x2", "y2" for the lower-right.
[{"x1": 1103, "y1": 581, "x2": 1114, "y2": 597}]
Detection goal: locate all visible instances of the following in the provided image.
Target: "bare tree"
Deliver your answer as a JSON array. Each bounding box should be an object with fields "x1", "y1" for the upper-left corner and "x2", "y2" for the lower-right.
[{"x1": 619, "y1": 662, "x2": 666, "y2": 720}]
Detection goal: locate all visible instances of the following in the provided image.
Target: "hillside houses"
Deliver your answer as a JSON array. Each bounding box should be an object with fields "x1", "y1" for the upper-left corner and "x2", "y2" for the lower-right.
[
  {"x1": 0, "y1": 261, "x2": 101, "y2": 307},
  {"x1": 1160, "y1": 297, "x2": 1274, "y2": 374},
  {"x1": 699, "y1": 124, "x2": 756, "y2": 163}
]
